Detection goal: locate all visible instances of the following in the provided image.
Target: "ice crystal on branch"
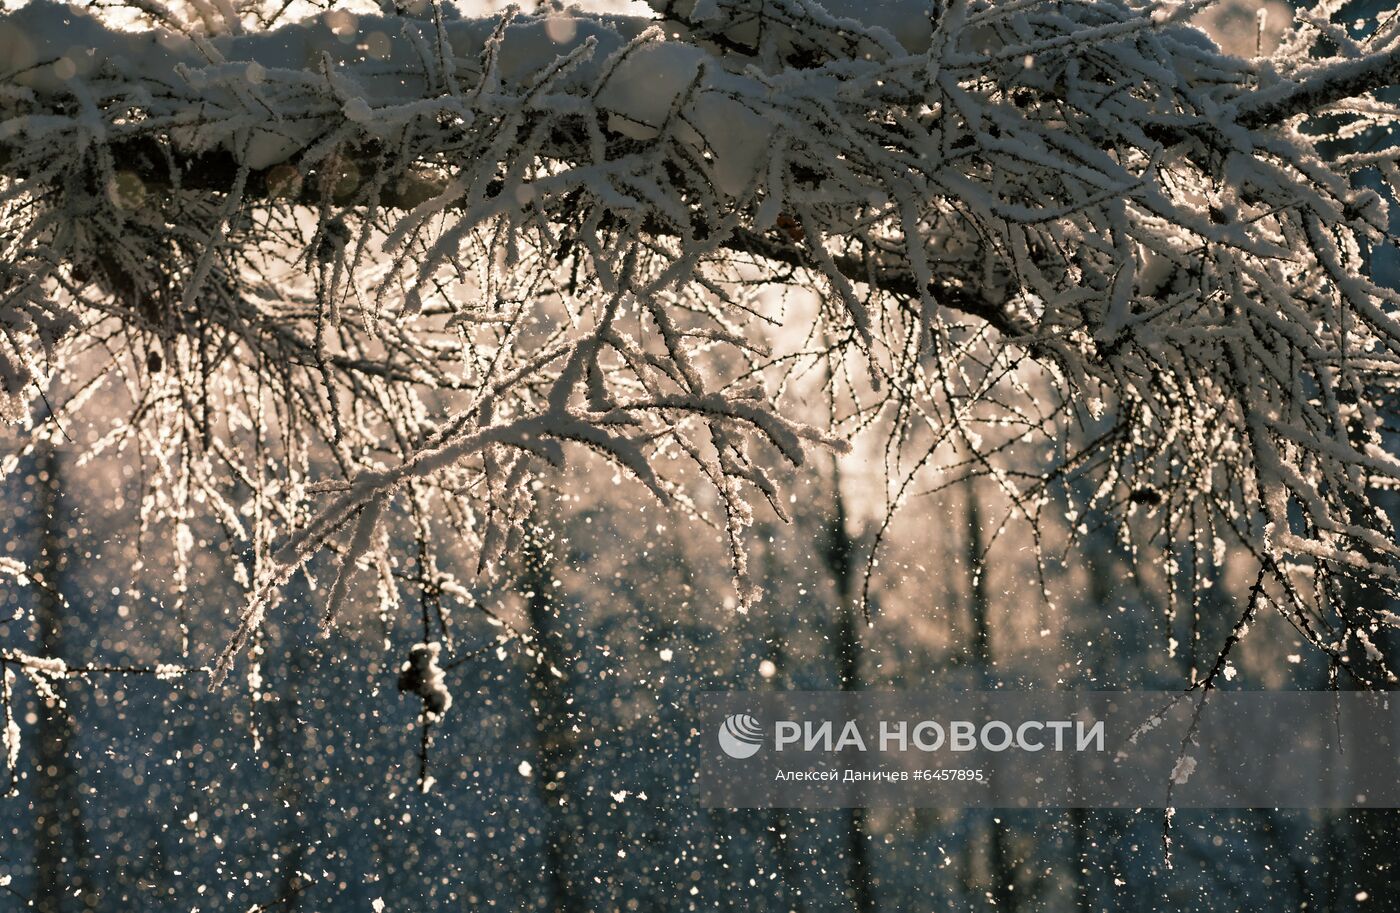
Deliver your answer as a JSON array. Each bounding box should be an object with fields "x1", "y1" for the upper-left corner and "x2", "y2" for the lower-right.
[{"x1": 0, "y1": 0, "x2": 1398, "y2": 683}]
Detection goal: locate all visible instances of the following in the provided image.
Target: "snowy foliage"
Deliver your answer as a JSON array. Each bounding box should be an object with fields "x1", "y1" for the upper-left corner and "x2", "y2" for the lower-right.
[{"x1": 2, "y1": 0, "x2": 1400, "y2": 683}]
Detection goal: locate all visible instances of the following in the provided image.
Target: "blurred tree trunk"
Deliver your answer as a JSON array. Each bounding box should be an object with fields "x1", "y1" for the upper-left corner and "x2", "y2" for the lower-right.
[
  {"x1": 30, "y1": 445, "x2": 96, "y2": 912},
  {"x1": 1333, "y1": 565, "x2": 1400, "y2": 911},
  {"x1": 963, "y1": 476, "x2": 1016, "y2": 913},
  {"x1": 821, "y1": 458, "x2": 877, "y2": 913},
  {"x1": 1068, "y1": 489, "x2": 1123, "y2": 913},
  {"x1": 757, "y1": 525, "x2": 809, "y2": 913},
  {"x1": 259, "y1": 639, "x2": 310, "y2": 912},
  {"x1": 519, "y1": 520, "x2": 584, "y2": 913}
]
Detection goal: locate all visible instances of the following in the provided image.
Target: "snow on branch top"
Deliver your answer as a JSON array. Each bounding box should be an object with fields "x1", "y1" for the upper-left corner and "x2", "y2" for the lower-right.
[{"x1": 2, "y1": 0, "x2": 1400, "y2": 684}]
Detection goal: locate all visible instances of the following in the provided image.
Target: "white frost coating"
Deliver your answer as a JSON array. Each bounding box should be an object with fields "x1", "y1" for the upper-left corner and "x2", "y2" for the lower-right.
[
  {"x1": 0, "y1": 2, "x2": 784, "y2": 195},
  {"x1": 600, "y1": 46, "x2": 701, "y2": 139},
  {"x1": 683, "y1": 89, "x2": 769, "y2": 197},
  {"x1": 1, "y1": 0, "x2": 1399, "y2": 688},
  {"x1": 2, "y1": 665, "x2": 18, "y2": 794},
  {"x1": 15, "y1": 652, "x2": 67, "y2": 678},
  {"x1": 0, "y1": 5, "x2": 614, "y2": 154},
  {"x1": 322, "y1": 495, "x2": 385, "y2": 631},
  {"x1": 648, "y1": 0, "x2": 933, "y2": 57}
]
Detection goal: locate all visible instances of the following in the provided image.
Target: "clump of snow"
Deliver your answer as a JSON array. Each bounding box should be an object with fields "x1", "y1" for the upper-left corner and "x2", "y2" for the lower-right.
[
  {"x1": 397, "y1": 642, "x2": 452, "y2": 721},
  {"x1": 596, "y1": 41, "x2": 705, "y2": 141},
  {"x1": 343, "y1": 97, "x2": 375, "y2": 124},
  {"x1": 1170, "y1": 754, "x2": 1197, "y2": 785}
]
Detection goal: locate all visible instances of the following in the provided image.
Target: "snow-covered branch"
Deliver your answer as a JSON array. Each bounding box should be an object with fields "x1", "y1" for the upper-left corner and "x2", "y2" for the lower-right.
[
  {"x1": 2, "y1": 0, "x2": 1400, "y2": 682},
  {"x1": 1237, "y1": 42, "x2": 1400, "y2": 128}
]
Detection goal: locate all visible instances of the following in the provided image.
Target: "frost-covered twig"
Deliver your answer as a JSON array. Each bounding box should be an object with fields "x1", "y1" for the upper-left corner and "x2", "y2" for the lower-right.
[{"x1": 0, "y1": 649, "x2": 203, "y2": 795}]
